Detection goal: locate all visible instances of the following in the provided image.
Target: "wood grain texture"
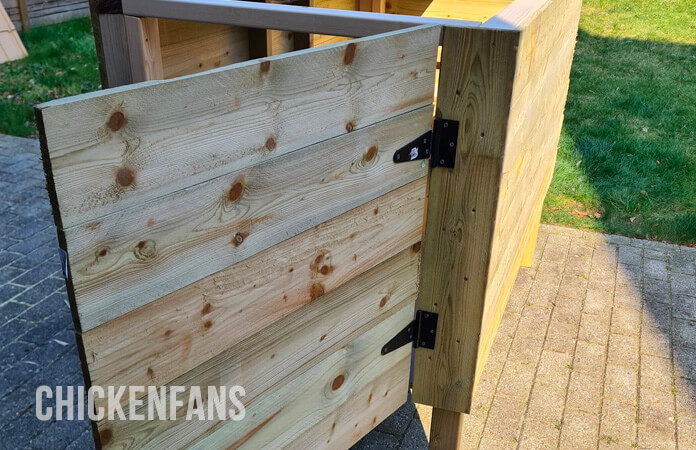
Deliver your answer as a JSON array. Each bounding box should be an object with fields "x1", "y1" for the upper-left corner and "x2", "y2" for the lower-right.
[
  {"x1": 478, "y1": 0, "x2": 581, "y2": 389},
  {"x1": 121, "y1": 0, "x2": 475, "y2": 36},
  {"x1": 412, "y1": 0, "x2": 581, "y2": 414},
  {"x1": 411, "y1": 26, "x2": 519, "y2": 413},
  {"x1": 83, "y1": 178, "x2": 426, "y2": 398},
  {"x1": 385, "y1": 0, "x2": 512, "y2": 23},
  {"x1": 95, "y1": 13, "x2": 133, "y2": 87},
  {"x1": 481, "y1": 0, "x2": 551, "y2": 31},
  {"x1": 124, "y1": 16, "x2": 163, "y2": 81},
  {"x1": 309, "y1": 0, "x2": 356, "y2": 48},
  {"x1": 37, "y1": 25, "x2": 439, "y2": 229},
  {"x1": 65, "y1": 106, "x2": 430, "y2": 331},
  {"x1": 429, "y1": 408, "x2": 465, "y2": 450},
  {"x1": 157, "y1": 19, "x2": 249, "y2": 78},
  {"x1": 96, "y1": 247, "x2": 419, "y2": 449}
]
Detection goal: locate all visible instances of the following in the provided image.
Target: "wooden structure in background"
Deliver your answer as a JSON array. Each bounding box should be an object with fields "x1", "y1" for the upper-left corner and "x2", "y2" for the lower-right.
[
  {"x1": 38, "y1": 0, "x2": 581, "y2": 448},
  {"x1": 0, "y1": 2, "x2": 26, "y2": 62},
  {"x1": 1, "y1": 0, "x2": 89, "y2": 30}
]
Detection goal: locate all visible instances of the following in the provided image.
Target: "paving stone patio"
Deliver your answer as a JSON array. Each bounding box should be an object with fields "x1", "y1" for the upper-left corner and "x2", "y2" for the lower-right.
[{"x1": 1, "y1": 133, "x2": 695, "y2": 449}]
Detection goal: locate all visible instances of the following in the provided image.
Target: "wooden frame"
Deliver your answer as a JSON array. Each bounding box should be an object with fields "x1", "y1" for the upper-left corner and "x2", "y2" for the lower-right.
[{"x1": 68, "y1": 0, "x2": 580, "y2": 448}]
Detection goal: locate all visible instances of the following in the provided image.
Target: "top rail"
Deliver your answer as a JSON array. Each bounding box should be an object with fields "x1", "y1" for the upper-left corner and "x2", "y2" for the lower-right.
[{"x1": 120, "y1": 0, "x2": 481, "y2": 36}]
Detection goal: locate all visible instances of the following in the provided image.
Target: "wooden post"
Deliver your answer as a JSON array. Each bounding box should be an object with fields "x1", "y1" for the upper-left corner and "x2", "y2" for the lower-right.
[
  {"x1": 17, "y1": 0, "x2": 29, "y2": 31},
  {"x1": 429, "y1": 409, "x2": 464, "y2": 450},
  {"x1": 520, "y1": 199, "x2": 543, "y2": 267}
]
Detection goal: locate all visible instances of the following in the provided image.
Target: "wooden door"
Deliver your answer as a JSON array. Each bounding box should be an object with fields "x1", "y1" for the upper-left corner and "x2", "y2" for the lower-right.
[{"x1": 37, "y1": 25, "x2": 439, "y2": 449}]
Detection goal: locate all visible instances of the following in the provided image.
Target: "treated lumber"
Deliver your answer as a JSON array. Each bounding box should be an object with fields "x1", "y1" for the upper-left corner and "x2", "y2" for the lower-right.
[
  {"x1": 412, "y1": 0, "x2": 581, "y2": 414},
  {"x1": 121, "y1": 0, "x2": 476, "y2": 36},
  {"x1": 60, "y1": 106, "x2": 430, "y2": 331},
  {"x1": 123, "y1": 16, "x2": 163, "y2": 81},
  {"x1": 429, "y1": 408, "x2": 464, "y2": 450},
  {"x1": 309, "y1": 0, "x2": 356, "y2": 47},
  {"x1": 385, "y1": 0, "x2": 511, "y2": 23},
  {"x1": 37, "y1": 25, "x2": 439, "y2": 229},
  {"x1": 157, "y1": 19, "x2": 250, "y2": 78},
  {"x1": 96, "y1": 247, "x2": 419, "y2": 448},
  {"x1": 83, "y1": 178, "x2": 426, "y2": 396},
  {"x1": 94, "y1": 13, "x2": 132, "y2": 87},
  {"x1": 17, "y1": 0, "x2": 28, "y2": 31}
]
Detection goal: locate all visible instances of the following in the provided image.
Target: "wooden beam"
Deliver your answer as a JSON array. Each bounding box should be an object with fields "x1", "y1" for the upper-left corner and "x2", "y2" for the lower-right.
[
  {"x1": 429, "y1": 408, "x2": 464, "y2": 450},
  {"x1": 121, "y1": 0, "x2": 478, "y2": 36},
  {"x1": 123, "y1": 16, "x2": 163, "y2": 81},
  {"x1": 94, "y1": 14, "x2": 133, "y2": 87},
  {"x1": 37, "y1": 25, "x2": 439, "y2": 229},
  {"x1": 411, "y1": 25, "x2": 519, "y2": 413}
]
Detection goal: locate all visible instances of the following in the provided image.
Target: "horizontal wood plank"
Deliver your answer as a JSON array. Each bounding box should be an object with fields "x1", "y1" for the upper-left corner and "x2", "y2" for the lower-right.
[
  {"x1": 67, "y1": 106, "x2": 430, "y2": 331},
  {"x1": 386, "y1": 0, "x2": 512, "y2": 23},
  {"x1": 97, "y1": 246, "x2": 419, "y2": 448},
  {"x1": 83, "y1": 177, "x2": 426, "y2": 395},
  {"x1": 37, "y1": 25, "x2": 439, "y2": 229}
]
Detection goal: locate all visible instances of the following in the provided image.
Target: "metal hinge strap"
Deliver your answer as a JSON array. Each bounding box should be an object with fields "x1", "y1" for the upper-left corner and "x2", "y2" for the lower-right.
[{"x1": 381, "y1": 310, "x2": 439, "y2": 355}]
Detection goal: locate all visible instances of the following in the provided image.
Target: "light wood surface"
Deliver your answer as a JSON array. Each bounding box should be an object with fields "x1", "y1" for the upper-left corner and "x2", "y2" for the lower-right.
[
  {"x1": 96, "y1": 247, "x2": 419, "y2": 448},
  {"x1": 385, "y1": 0, "x2": 512, "y2": 23},
  {"x1": 62, "y1": 106, "x2": 430, "y2": 331},
  {"x1": 0, "y1": 3, "x2": 27, "y2": 62},
  {"x1": 38, "y1": 25, "x2": 439, "y2": 229},
  {"x1": 412, "y1": 0, "x2": 581, "y2": 414},
  {"x1": 157, "y1": 18, "x2": 249, "y2": 78},
  {"x1": 412, "y1": 25, "x2": 519, "y2": 413},
  {"x1": 83, "y1": 178, "x2": 426, "y2": 397},
  {"x1": 124, "y1": 16, "x2": 163, "y2": 81},
  {"x1": 121, "y1": 0, "x2": 476, "y2": 36},
  {"x1": 429, "y1": 408, "x2": 465, "y2": 450}
]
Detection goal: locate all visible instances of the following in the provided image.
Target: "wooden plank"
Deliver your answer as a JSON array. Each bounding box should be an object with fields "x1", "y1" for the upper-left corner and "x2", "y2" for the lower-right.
[
  {"x1": 61, "y1": 106, "x2": 431, "y2": 331},
  {"x1": 121, "y1": 0, "x2": 478, "y2": 37},
  {"x1": 412, "y1": 0, "x2": 581, "y2": 414},
  {"x1": 411, "y1": 26, "x2": 519, "y2": 413},
  {"x1": 309, "y1": 0, "x2": 356, "y2": 47},
  {"x1": 157, "y1": 19, "x2": 249, "y2": 78},
  {"x1": 82, "y1": 178, "x2": 426, "y2": 397},
  {"x1": 386, "y1": 0, "x2": 512, "y2": 23},
  {"x1": 17, "y1": 0, "x2": 28, "y2": 30},
  {"x1": 94, "y1": 13, "x2": 133, "y2": 87},
  {"x1": 37, "y1": 25, "x2": 440, "y2": 229},
  {"x1": 124, "y1": 16, "x2": 164, "y2": 81},
  {"x1": 96, "y1": 246, "x2": 419, "y2": 448},
  {"x1": 0, "y1": 3, "x2": 27, "y2": 61}
]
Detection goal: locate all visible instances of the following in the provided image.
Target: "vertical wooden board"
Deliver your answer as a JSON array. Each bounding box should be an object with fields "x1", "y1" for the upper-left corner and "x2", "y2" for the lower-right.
[
  {"x1": 37, "y1": 25, "x2": 440, "y2": 229},
  {"x1": 309, "y1": 0, "x2": 357, "y2": 47},
  {"x1": 124, "y1": 16, "x2": 163, "y2": 81},
  {"x1": 95, "y1": 14, "x2": 133, "y2": 87},
  {"x1": 411, "y1": 26, "x2": 519, "y2": 413},
  {"x1": 63, "y1": 107, "x2": 430, "y2": 331},
  {"x1": 96, "y1": 247, "x2": 420, "y2": 449},
  {"x1": 82, "y1": 178, "x2": 427, "y2": 396},
  {"x1": 478, "y1": 0, "x2": 581, "y2": 386},
  {"x1": 157, "y1": 19, "x2": 250, "y2": 78}
]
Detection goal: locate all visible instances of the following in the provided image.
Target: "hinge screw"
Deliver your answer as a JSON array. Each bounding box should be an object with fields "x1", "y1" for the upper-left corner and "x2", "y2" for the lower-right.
[
  {"x1": 440, "y1": 159, "x2": 445, "y2": 165},
  {"x1": 443, "y1": 122, "x2": 449, "y2": 128},
  {"x1": 449, "y1": 142, "x2": 455, "y2": 147}
]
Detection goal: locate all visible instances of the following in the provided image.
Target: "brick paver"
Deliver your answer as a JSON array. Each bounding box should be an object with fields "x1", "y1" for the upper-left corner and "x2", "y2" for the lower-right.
[{"x1": 1, "y1": 133, "x2": 695, "y2": 449}]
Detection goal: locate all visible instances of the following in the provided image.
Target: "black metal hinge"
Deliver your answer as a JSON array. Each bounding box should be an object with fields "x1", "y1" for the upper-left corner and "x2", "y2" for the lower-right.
[
  {"x1": 392, "y1": 118, "x2": 459, "y2": 168},
  {"x1": 381, "y1": 310, "x2": 439, "y2": 355}
]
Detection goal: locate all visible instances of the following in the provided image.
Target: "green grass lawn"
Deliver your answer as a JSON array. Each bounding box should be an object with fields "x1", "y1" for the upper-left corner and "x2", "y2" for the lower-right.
[
  {"x1": 0, "y1": 18, "x2": 99, "y2": 136},
  {"x1": 544, "y1": 0, "x2": 696, "y2": 244},
  {"x1": 0, "y1": 3, "x2": 694, "y2": 244}
]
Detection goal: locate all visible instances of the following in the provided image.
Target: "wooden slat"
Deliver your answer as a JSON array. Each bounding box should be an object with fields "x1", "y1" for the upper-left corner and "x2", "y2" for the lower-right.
[
  {"x1": 37, "y1": 25, "x2": 440, "y2": 229},
  {"x1": 157, "y1": 19, "x2": 250, "y2": 78},
  {"x1": 309, "y1": 0, "x2": 356, "y2": 48},
  {"x1": 96, "y1": 246, "x2": 419, "y2": 449},
  {"x1": 411, "y1": 26, "x2": 519, "y2": 413},
  {"x1": 481, "y1": 0, "x2": 552, "y2": 31},
  {"x1": 386, "y1": 0, "x2": 512, "y2": 23},
  {"x1": 124, "y1": 16, "x2": 164, "y2": 81},
  {"x1": 83, "y1": 178, "x2": 426, "y2": 397},
  {"x1": 121, "y1": 0, "x2": 477, "y2": 36},
  {"x1": 63, "y1": 106, "x2": 430, "y2": 331}
]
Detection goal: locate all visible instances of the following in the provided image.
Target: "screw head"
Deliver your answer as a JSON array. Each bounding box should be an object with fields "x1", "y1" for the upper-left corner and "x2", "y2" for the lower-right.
[
  {"x1": 443, "y1": 122, "x2": 449, "y2": 128},
  {"x1": 440, "y1": 159, "x2": 445, "y2": 165},
  {"x1": 449, "y1": 142, "x2": 455, "y2": 147}
]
